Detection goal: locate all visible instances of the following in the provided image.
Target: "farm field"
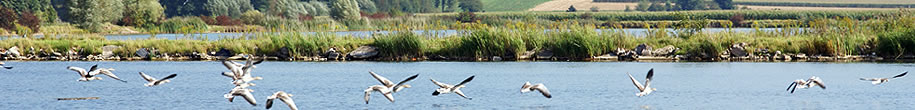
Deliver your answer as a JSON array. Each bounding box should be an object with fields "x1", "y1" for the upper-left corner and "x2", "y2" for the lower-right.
[
  {"x1": 733, "y1": 0, "x2": 915, "y2": 4},
  {"x1": 482, "y1": 0, "x2": 554, "y2": 12}
]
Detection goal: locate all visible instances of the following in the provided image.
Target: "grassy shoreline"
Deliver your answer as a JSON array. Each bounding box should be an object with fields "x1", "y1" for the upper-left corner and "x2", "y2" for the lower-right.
[{"x1": 2, "y1": 10, "x2": 914, "y2": 61}]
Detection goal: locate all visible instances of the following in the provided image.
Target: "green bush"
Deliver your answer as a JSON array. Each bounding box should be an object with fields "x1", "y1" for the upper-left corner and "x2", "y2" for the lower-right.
[
  {"x1": 373, "y1": 32, "x2": 424, "y2": 58},
  {"x1": 876, "y1": 28, "x2": 915, "y2": 57},
  {"x1": 158, "y1": 17, "x2": 208, "y2": 33}
]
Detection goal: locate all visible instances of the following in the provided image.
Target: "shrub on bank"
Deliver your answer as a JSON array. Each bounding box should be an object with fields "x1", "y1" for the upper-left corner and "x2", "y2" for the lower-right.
[
  {"x1": 373, "y1": 32, "x2": 424, "y2": 58},
  {"x1": 158, "y1": 17, "x2": 208, "y2": 33}
]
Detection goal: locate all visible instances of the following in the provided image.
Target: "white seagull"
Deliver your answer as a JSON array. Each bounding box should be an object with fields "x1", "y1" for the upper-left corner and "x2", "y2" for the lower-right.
[
  {"x1": 628, "y1": 68, "x2": 656, "y2": 97},
  {"x1": 364, "y1": 72, "x2": 419, "y2": 104},
  {"x1": 266, "y1": 91, "x2": 297, "y2": 110},
  {"x1": 139, "y1": 72, "x2": 177, "y2": 87},
  {"x1": 860, "y1": 71, "x2": 907, "y2": 85},
  {"x1": 220, "y1": 56, "x2": 264, "y2": 84},
  {"x1": 786, "y1": 76, "x2": 826, "y2": 93},
  {"x1": 0, "y1": 62, "x2": 12, "y2": 69},
  {"x1": 66, "y1": 65, "x2": 126, "y2": 82},
  {"x1": 431, "y1": 75, "x2": 475, "y2": 100},
  {"x1": 520, "y1": 82, "x2": 552, "y2": 98},
  {"x1": 225, "y1": 86, "x2": 257, "y2": 106}
]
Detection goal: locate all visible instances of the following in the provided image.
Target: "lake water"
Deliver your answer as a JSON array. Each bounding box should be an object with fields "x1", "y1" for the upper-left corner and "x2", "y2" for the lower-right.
[{"x1": 1, "y1": 61, "x2": 913, "y2": 109}]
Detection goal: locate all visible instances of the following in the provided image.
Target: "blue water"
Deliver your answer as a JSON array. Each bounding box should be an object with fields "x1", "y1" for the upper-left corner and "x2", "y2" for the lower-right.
[{"x1": 0, "y1": 61, "x2": 913, "y2": 109}]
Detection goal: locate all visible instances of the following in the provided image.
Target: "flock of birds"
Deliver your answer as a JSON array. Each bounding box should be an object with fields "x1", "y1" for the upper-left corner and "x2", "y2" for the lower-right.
[{"x1": 0, "y1": 59, "x2": 910, "y2": 109}]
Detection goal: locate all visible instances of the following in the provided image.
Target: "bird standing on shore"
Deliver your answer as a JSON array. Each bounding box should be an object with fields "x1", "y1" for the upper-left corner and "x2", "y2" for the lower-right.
[
  {"x1": 66, "y1": 65, "x2": 126, "y2": 82},
  {"x1": 860, "y1": 71, "x2": 907, "y2": 85},
  {"x1": 628, "y1": 68, "x2": 656, "y2": 97},
  {"x1": 787, "y1": 76, "x2": 826, "y2": 93},
  {"x1": 520, "y1": 82, "x2": 552, "y2": 98},
  {"x1": 431, "y1": 75, "x2": 475, "y2": 100},
  {"x1": 139, "y1": 72, "x2": 177, "y2": 87}
]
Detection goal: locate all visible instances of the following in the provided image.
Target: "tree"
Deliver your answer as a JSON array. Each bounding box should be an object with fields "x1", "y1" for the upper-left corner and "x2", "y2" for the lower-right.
[
  {"x1": 123, "y1": 0, "x2": 165, "y2": 28},
  {"x1": 0, "y1": 0, "x2": 57, "y2": 23},
  {"x1": 459, "y1": 0, "x2": 483, "y2": 12},
  {"x1": 676, "y1": 0, "x2": 702, "y2": 10},
  {"x1": 435, "y1": 0, "x2": 458, "y2": 12},
  {"x1": 567, "y1": 5, "x2": 577, "y2": 12},
  {"x1": 330, "y1": 0, "x2": 363, "y2": 26},
  {"x1": 0, "y1": 7, "x2": 17, "y2": 31},
  {"x1": 624, "y1": 5, "x2": 632, "y2": 12},
  {"x1": 161, "y1": 0, "x2": 208, "y2": 17},
  {"x1": 356, "y1": 0, "x2": 378, "y2": 13},
  {"x1": 664, "y1": 0, "x2": 673, "y2": 11},
  {"x1": 648, "y1": 2, "x2": 662, "y2": 11},
  {"x1": 267, "y1": 0, "x2": 308, "y2": 18},
  {"x1": 715, "y1": 0, "x2": 734, "y2": 10},
  {"x1": 68, "y1": 0, "x2": 124, "y2": 32},
  {"x1": 636, "y1": 0, "x2": 649, "y2": 12},
  {"x1": 205, "y1": 0, "x2": 254, "y2": 17},
  {"x1": 18, "y1": 12, "x2": 40, "y2": 33}
]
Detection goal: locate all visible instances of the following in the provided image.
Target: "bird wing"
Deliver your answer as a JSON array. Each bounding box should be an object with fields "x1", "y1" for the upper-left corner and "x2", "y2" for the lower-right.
[
  {"x1": 241, "y1": 91, "x2": 257, "y2": 106},
  {"x1": 221, "y1": 72, "x2": 237, "y2": 79},
  {"x1": 153, "y1": 74, "x2": 178, "y2": 85},
  {"x1": 455, "y1": 90, "x2": 471, "y2": 100},
  {"x1": 364, "y1": 90, "x2": 371, "y2": 104},
  {"x1": 645, "y1": 69, "x2": 654, "y2": 88},
  {"x1": 451, "y1": 76, "x2": 475, "y2": 91},
  {"x1": 280, "y1": 95, "x2": 297, "y2": 110},
  {"x1": 859, "y1": 78, "x2": 879, "y2": 81},
  {"x1": 382, "y1": 92, "x2": 395, "y2": 102},
  {"x1": 88, "y1": 65, "x2": 98, "y2": 73},
  {"x1": 265, "y1": 98, "x2": 275, "y2": 109},
  {"x1": 810, "y1": 79, "x2": 826, "y2": 89},
  {"x1": 521, "y1": 82, "x2": 532, "y2": 93},
  {"x1": 892, "y1": 71, "x2": 907, "y2": 79},
  {"x1": 393, "y1": 74, "x2": 419, "y2": 91},
  {"x1": 430, "y1": 79, "x2": 449, "y2": 88},
  {"x1": 533, "y1": 84, "x2": 552, "y2": 98},
  {"x1": 788, "y1": 82, "x2": 798, "y2": 93},
  {"x1": 369, "y1": 71, "x2": 394, "y2": 86},
  {"x1": 628, "y1": 73, "x2": 645, "y2": 91},
  {"x1": 67, "y1": 66, "x2": 87, "y2": 76},
  {"x1": 99, "y1": 69, "x2": 126, "y2": 82},
  {"x1": 139, "y1": 72, "x2": 156, "y2": 82}
]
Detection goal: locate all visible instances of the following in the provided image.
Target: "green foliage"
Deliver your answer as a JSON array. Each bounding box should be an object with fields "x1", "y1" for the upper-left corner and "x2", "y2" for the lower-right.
[
  {"x1": 637, "y1": 0, "x2": 649, "y2": 12},
  {"x1": 676, "y1": 0, "x2": 702, "y2": 10},
  {"x1": 435, "y1": 0, "x2": 459, "y2": 12},
  {"x1": 123, "y1": 0, "x2": 165, "y2": 28},
  {"x1": 733, "y1": 1, "x2": 915, "y2": 8},
  {"x1": 0, "y1": 0, "x2": 57, "y2": 23},
  {"x1": 567, "y1": 5, "x2": 577, "y2": 12},
  {"x1": 240, "y1": 10, "x2": 266, "y2": 25},
  {"x1": 204, "y1": 0, "x2": 254, "y2": 17},
  {"x1": 306, "y1": 1, "x2": 330, "y2": 16},
  {"x1": 161, "y1": 0, "x2": 208, "y2": 17},
  {"x1": 458, "y1": 26, "x2": 526, "y2": 57},
  {"x1": 356, "y1": 0, "x2": 378, "y2": 13},
  {"x1": 267, "y1": 0, "x2": 309, "y2": 18},
  {"x1": 459, "y1": 0, "x2": 483, "y2": 12},
  {"x1": 715, "y1": 0, "x2": 735, "y2": 10},
  {"x1": 373, "y1": 32, "x2": 425, "y2": 58},
  {"x1": 479, "y1": 0, "x2": 551, "y2": 12},
  {"x1": 331, "y1": 0, "x2": 365, "y2": 27},
  {"x1": 877, "y1": 28, "x2": 915, "y2": 57},
  {"x1": 157, "y1": 17, "x2": 208, "y2": 33},
  {"x1": 68, "y1": 0, "x2": 124, "y2": 32}
]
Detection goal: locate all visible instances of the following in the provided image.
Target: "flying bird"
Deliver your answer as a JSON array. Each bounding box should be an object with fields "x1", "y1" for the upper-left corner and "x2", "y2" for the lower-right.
[
  {"x1": 431, "y1": 75, "x2": 475, "y2": 100},
  {"x1": 860, "y1": 71, "x2": 907, "y2": 85},
  {"x1": 66, "y1": 65, "x2": 126, "y2": 82},
  {"x1": 139, "y1": 72, "x2": 177, "y2": 87},
  {"x1": 520, "y1": 82, "x2": 552, "y2": 98},
  {"x1": 364, "y1": 72, "x2": 419, "y2": 104},
  {"x1": 266, "y1": 91, "x2": 297, "y2": 110},
  {"x1": 225, "y1": 86, "x2": 257, "y2": 106},
  {"x1": 787, "y1": 76, "x2": 826, "y2": 93},
  {"x1": 0, "y1": 62, "x2": 12, "y2": 69},
  {"x1": 628, "y1": 68, "x2": 656, "y2": 97}
]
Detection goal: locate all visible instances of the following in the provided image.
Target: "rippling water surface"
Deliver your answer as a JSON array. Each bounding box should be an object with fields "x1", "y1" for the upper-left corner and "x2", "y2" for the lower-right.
[{"x1": 1, "y1": 61, "x2": 914, "y2": 109}]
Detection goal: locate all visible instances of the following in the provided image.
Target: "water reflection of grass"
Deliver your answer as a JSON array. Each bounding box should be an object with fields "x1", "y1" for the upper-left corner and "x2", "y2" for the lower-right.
[{"x1": 2, "y1": 11, "x2": 914, "y2": 60}]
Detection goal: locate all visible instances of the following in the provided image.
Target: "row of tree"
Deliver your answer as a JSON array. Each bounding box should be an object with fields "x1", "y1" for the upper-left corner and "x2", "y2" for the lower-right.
[
  {"x1": 627, "y1": 0, "x2": 734, "y2": 12},
  {"x1": 2, "y1": 0, "x2": 487, "y2": 32}
]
